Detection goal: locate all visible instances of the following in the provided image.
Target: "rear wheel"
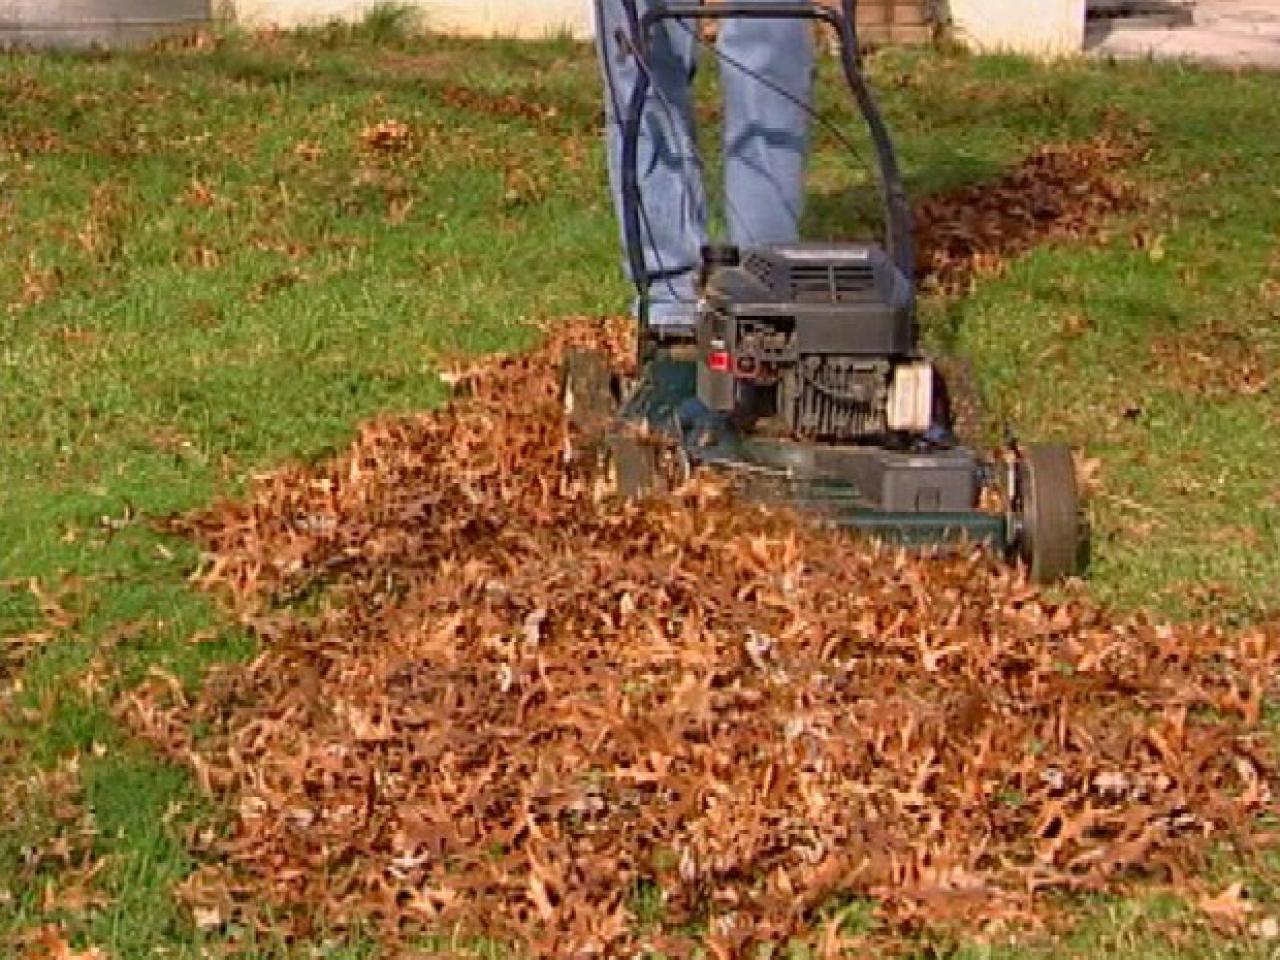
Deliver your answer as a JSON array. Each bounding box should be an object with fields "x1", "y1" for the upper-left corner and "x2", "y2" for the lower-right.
[
  {"x1": 561, "y1": 350, "x2": 617, "y2": 463},
  {"x1": 609, "y1": 432, "x2": 662, "y2": 499},
  {"x1": 1018, "y1": 444, "x2": 1087, "y2": 584}
]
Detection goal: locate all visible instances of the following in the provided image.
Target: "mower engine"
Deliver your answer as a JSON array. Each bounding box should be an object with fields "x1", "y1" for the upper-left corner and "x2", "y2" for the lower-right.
[{"x1": 696, "y1": 243, "x2": 937, "y2": 442}]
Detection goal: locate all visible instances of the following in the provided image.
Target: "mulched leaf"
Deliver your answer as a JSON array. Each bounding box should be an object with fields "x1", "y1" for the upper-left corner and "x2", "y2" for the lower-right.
[{"x1": 122, "y1": 316, "x2": 1278, "y2": 957}]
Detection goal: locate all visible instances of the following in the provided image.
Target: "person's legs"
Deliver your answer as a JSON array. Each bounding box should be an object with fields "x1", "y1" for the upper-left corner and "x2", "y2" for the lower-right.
[
  {"x1": 719, "y1": 12, "x2": 815, "y2": 247},
  {"x1": 594, "y1": 0, "x2": 705, "y2": 330}
]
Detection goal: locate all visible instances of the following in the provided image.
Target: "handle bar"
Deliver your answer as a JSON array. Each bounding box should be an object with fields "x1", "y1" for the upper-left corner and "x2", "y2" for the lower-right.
[
  {"x1": 639, "y1": 1, "x2": 856, "y2": 29},
  {"x1": 616, "y1": 0, "x2": 915, "y2": 346}
]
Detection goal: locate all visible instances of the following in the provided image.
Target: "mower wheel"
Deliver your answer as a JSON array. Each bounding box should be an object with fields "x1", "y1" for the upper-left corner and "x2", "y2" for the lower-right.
[
  {"x1": 561, "y1": 350, "x2": 618, "y2": 470},
  {"x1": 561, "y1": 350, "x2": 616, "y2": 429},
  {"x1": 1017, "y1": 444, "x2": 1086, "y2": 584},
  {"x1": 609, "y1": 432, "x2": 662, "y2": 500}
]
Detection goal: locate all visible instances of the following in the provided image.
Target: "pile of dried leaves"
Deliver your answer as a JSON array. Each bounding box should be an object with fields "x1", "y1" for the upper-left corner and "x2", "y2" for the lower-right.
[
  {"x1": 916, "y1": 137, "x2": 1144, "y2": 293},
  {"x1": 121, "y1": 318, "x2": 1278, "y2": 956}
]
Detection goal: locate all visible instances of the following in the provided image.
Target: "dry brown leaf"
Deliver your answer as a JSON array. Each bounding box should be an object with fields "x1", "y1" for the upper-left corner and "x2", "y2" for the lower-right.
[
  {"x1": 1199, "y1": 882, "x2": 1254, "y2": 928},
  {"x1": 117, "y1": 313, "x2": 1280, "y2": 958}
]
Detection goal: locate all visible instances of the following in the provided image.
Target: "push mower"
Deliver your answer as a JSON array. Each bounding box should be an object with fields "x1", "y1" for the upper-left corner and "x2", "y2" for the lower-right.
[{"x1": 565, "y1": 0, "x2": 1087, "y2": 584}]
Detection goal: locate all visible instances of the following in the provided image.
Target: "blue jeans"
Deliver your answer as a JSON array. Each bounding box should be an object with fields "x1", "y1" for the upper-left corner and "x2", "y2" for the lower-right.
[{"x1": 594, "y1": 0, "x2": 815, "y2": 328}]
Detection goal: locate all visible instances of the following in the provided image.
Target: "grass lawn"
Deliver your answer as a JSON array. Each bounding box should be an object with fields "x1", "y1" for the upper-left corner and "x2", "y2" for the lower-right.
[{"x1": 1, "y1": 12, "x2": 1278, "y2": 958}]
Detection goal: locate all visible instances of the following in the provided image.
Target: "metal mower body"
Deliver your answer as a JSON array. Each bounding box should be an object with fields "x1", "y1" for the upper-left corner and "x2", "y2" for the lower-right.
[{"x1": 569, "y1": 0, "x2": 1088, "y2": 582}]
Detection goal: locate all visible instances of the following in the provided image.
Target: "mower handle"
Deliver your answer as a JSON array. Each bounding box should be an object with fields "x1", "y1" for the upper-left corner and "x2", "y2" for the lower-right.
[
  {"x1": 617, "y1": 0, "x2": 916, "y2": 350},
  {"x1": 639, "y1": 1, "x2": 855, "y2": 28}
]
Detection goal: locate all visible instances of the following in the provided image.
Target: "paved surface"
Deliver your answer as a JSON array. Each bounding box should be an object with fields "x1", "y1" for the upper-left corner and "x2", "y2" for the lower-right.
[{"x1": 1087, "y1": 0, "x2": 1280, "y2": 69}]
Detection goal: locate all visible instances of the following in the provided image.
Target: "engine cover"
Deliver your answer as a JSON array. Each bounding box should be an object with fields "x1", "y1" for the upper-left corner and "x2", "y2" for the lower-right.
[{"x1": 695, "y1": 243, "x2": 917, "y2": 442}]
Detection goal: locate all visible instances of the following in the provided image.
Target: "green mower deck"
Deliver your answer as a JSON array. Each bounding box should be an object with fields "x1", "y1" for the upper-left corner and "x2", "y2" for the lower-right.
[{"x1": 612, "y1": 354, "x2": 1016, "y2": 552}]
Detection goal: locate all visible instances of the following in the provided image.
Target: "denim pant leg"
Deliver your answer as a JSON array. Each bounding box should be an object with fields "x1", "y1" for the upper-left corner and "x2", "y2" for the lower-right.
[
  {"x1": 594, "y1": 2, "x2": 815, "y2": 324},
  {"x1": 594, "y1": 0, "x2": 705, "y2": 326},
  {"x1": 719, "y1": 15, "x2": 815, "y2": 246}
]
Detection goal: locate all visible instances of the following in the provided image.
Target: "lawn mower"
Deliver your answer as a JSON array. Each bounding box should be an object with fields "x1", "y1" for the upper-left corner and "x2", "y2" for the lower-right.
[{"x1": 564, "y1": 0, "x2": 1087, "y2": 583}]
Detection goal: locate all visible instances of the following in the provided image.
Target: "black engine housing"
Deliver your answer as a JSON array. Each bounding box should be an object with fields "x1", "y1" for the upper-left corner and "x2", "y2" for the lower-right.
[{"x1": 696, "y1": 243, "x2": 917, "y2": 442}]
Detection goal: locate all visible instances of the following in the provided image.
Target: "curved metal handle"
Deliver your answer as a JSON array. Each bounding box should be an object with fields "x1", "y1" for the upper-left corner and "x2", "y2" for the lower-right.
[
  {"x1": 616, "y1": 0, "x2": 915, "y2": 342},
  {"x1": 640, "y1": 1, "x2": 856, "y2": 29}
]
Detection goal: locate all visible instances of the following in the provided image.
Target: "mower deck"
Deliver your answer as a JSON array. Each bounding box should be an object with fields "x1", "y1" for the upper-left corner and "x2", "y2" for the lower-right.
[
  {"x1": 618, "y1": 354, "x2": 1013, "y2": 551},
  {"x1": 587, "y1": 0, "x2": 1086, "y2": 583}
]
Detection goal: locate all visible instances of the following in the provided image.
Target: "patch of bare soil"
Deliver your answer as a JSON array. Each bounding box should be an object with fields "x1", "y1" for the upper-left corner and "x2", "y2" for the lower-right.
[
  {"x1": 917, "y1": 137, "x2": 1144, "y2": 293},
  {"x1": 118, "y1": 317, "x2": 1280, "y2": 957}
]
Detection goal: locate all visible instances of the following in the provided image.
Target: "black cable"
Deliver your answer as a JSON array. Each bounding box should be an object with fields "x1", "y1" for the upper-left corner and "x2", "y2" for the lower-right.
[
  {"x1": 669, "y1": 7, "x2": 917, "y2": 283},
  {"x1": 597, "y1": 0, "x2": 690, "y2": 307},
  {"x1": 612, "y1": 26, "x2": 764, "y2": 260},
  {"x1": 606, "y1": 0, "x2": 907, "y2": 337},
  {"x1": 673, "y1": 18, "x2": 868, "y2": 169},
  {"x1": 613, "y1": 28, "x2": 704, "y2": 305}
]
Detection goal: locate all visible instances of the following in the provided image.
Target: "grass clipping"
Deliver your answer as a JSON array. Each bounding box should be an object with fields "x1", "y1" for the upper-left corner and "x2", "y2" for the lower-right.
[{"x1": 120, "y1": 318, "x2": 1280, "y2": 956}]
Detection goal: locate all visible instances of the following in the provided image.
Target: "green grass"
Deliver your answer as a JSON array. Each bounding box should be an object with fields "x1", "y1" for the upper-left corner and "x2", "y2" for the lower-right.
[{"x1": 1, "y1": 17, "x2": 1278, "y2": 958}]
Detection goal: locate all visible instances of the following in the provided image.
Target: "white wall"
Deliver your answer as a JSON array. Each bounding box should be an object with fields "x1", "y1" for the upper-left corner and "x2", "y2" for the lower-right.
[
  {"x1": 947, "y1": 0, "x2": 1085, "y2": 57},
  {"x1": 232, "y1": 0, "x2": 1086, "y2": 55},
  {"x1": 231, "y1": 0, "x2": 594, "y2": 38}
]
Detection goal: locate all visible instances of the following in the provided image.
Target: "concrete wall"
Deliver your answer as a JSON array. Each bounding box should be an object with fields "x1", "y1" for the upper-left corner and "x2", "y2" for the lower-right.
[
  {"x1": 1, "y1": 0, "x2": 209, "y2": 49},
  {"x1": 230, "y1": 0, "x2": 1086, "y2": 55},
  {"x1": 946, "y1": 0, "x2": 1085, "y2": 57},
  {"x1": 230, "y1": 0, "x2": 594, "y2": 38}
]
